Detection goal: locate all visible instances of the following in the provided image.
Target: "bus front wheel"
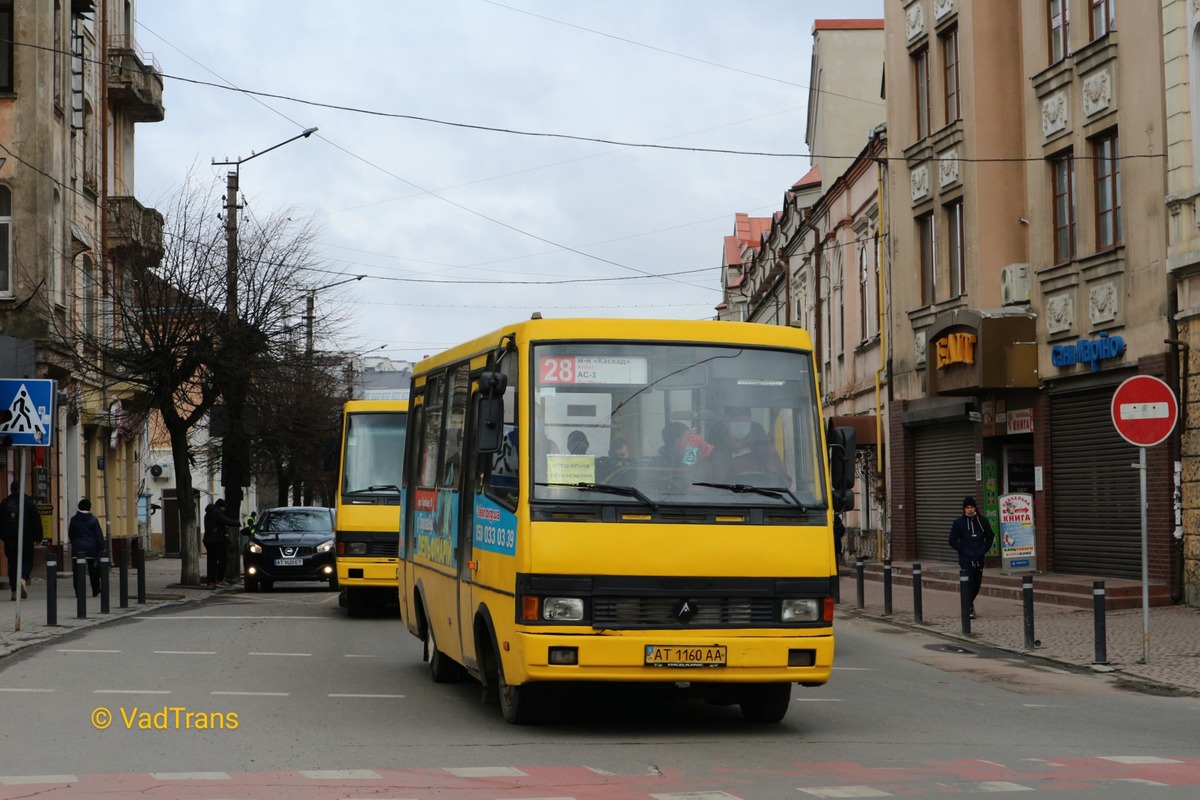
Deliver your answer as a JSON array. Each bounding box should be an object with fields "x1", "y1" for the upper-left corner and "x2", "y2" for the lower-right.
[
  {"x1": 739, "y1": 682, "x2": 792, "y2": 723},
  {"x1": 426, "y1": 621, "x2": 460, "y2": 683},
  {"x1": 495, "y1": 649, "x2": 544, "y2": 725}
]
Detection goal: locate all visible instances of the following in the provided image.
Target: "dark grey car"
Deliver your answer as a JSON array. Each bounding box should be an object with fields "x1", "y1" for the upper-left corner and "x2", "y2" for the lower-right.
[{"x1": 243, "y1": 506, "x2": 336, "y2": 591}]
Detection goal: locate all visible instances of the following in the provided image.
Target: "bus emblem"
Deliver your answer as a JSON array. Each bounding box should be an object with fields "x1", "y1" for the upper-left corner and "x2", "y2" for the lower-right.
[{"x1": 674, "y1": 600, "x2": 698, "y2": 622}]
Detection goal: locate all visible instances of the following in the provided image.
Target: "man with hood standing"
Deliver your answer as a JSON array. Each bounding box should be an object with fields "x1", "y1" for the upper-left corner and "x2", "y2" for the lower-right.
[
  {"x1": 68, "y1": 498, "x2": 106, "y2": 597},
  {"x1": 948, "y1": 496, "x2": 994, "y2": 619}
]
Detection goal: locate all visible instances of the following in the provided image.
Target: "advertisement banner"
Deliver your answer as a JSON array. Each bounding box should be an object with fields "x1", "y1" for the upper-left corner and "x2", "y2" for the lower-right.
[{"x1": 999, "y1": 492, "x2": 1037, "y2": 573}]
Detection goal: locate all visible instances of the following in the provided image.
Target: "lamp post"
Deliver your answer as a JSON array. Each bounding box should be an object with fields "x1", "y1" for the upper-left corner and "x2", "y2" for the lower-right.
[
  {"x1": 305, "y1": 275, "x2": 366, "y2": 358},
  {"x1": 210, "y1": 127, "x2": 317, "y2": 582}
]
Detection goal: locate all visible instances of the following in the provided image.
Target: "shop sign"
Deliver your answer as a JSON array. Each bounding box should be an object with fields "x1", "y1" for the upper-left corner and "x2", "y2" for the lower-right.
[
  {"x1": 1007, "y1": 408, "x2": 1033, "y2": 434},
  {"x1": 1050, "y1": 332, "x2": 1125, "y2": 372},
  {"x1": 999, "y1": 492, "x2": 1037, "y2": 573},
  {"x1": 935, "y1": 332, "x2": 977, "y2": 369}
]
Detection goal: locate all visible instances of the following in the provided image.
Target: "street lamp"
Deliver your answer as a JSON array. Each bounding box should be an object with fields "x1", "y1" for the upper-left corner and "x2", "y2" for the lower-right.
[
  {"x1": 305, "y1": 274, "x2": 366, "y2": 358},
  {"x1": 209, "y1": 127, "x2": 317, "y2": 581}
]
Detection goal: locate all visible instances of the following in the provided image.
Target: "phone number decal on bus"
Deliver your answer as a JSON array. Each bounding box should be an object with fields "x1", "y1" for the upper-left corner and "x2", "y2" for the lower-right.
[
  {"x1": 473, "y1": 497, "x2": 516, "y2": 555},
  {"x1": 538, "y1": 356, "x2": 648, "y2": 385}
]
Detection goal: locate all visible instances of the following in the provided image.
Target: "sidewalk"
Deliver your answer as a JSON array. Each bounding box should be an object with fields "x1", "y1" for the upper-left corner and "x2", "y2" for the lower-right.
[
  {"x1": 0, "y1": 557, "x2": 234, "y2": 660},
  {"x1": 838, "y1": 567, "x2": 1200, "y2": 694},
  {"x1": 3, "y1": 559, "x2": 1199, "y2": 695}
]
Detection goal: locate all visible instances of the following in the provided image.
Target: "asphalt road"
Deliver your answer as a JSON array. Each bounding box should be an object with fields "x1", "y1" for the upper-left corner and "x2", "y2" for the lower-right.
[{"x1": 0, "y1": 586, "x2": 1197, "y2": 798}]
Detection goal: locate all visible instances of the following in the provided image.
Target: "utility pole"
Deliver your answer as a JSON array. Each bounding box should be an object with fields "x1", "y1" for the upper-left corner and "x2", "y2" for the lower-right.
[{"x1": 213, "y1": 127, "x2": 317, "y2": 582}]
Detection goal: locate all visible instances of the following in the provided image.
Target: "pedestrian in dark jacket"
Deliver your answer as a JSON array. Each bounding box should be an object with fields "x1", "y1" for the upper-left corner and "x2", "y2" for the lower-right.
[
  {"x1": 203, "y1": 499, "x2": 239, "y2": 588},
  {"x1": 948, "y1": 496, "x2": 995, "y2": 619},
  {"x1": 68, "y1": 498, "x2": 106, "y2": 597},
  {"x1": 2, "y1": 479, "x2": 42, "y2": 600}
]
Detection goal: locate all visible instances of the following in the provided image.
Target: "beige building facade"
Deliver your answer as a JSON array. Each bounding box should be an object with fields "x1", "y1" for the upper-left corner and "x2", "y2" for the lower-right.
[{"x1": 885, "y1": 1, "x2": 1179, "y2": 594}]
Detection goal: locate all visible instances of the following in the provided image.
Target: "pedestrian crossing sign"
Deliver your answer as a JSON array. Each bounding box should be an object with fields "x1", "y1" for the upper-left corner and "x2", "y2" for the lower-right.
[{"x1": 0, "y1": 379, "x2": 54, "y2": 447}]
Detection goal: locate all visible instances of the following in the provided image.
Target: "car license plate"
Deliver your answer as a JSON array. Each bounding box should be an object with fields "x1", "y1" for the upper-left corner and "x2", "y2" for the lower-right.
[
  {"x1": 274, "y1": 558, "x2": 303, "y2": 567},
  {"x1": 644, "y1": 644, "x2": 727, "y2": 668}
]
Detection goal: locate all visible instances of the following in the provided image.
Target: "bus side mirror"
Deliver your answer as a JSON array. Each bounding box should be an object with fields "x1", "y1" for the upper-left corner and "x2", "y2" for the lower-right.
[
  {"x1": 829, "y1": 426, "x2": 856, "y2": 513},
  {"x1": 477, "y1": 395, "x2": 504, "y2": 454}
]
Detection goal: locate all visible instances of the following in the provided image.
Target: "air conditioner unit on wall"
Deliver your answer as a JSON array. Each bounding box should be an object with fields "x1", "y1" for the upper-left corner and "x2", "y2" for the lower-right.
[
  {"x1": 1001, "y1": 263, "x2": 1031, "y2": 306},
  {"x1": 149, "y1": 463, "x2": 171, "y2": 480}
]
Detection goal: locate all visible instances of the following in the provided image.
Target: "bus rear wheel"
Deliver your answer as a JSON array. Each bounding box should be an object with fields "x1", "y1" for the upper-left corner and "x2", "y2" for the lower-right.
[{"x1": 738, "y1": 682, "x2": 792, "y2": 723}]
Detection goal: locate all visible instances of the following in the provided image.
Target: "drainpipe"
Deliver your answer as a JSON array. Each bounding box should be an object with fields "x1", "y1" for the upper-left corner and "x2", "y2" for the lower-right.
[
  {"x1": 873, "y1": 134, "x2": 888, "y2": 520},
  {"x1": 1166, "y1": 288, "x2": 1188, "y2": 602}
]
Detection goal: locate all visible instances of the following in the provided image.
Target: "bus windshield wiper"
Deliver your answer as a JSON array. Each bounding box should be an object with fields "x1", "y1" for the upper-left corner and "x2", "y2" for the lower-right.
[
  {"x1": 344, "y1": 484, "x2": 401, "y2": 495},
  {"x1": 536, "y1": 482, "x2": 659, "y2": 510},
  {"x1": 692, "y1": 481, "x2": 819, "y2": 510}
]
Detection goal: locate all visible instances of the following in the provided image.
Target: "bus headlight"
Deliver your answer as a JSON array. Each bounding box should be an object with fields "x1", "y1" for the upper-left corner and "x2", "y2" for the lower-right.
[
  {"x1": 317, "y1": 540, "x2": 334, "y2": 554},
  {"x1": 542, "y1": 597, "x2": 584, "y2": 621},
  {"x1": 780, "y1": 598, "x2": 820, "y2": 622},
  {"x1": 347, "y1": 542, "x2": 367, "y2": 555},
  {"x1": 248, "y1": 542, "x2": 262, "y2": 554}
]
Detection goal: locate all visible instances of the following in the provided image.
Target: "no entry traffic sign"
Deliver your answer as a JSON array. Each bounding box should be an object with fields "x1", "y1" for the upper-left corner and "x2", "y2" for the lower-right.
[{"x1": 1111, "y1": 375, "x2": 1178, "y2": 447}]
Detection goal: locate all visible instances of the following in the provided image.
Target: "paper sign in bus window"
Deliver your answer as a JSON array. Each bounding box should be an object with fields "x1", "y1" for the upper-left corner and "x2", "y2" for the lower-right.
[{"x1": 546, "y1": 454, "x2": 596, "y2": 484}]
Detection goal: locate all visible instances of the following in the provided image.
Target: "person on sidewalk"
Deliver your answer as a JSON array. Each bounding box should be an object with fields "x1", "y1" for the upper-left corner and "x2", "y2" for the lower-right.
[
  {"x1": 2, "y1": 480, "x2": 42, "y2": 600},
  {"x1": 203, "y1": 499, "x2": 239, "y2": 588},
  {"x1": 948, "y1": 496, "x2": 994, "y2": 619},
  {"x1": 67, "y1": 498, "x2": 106, "y2": 597}
]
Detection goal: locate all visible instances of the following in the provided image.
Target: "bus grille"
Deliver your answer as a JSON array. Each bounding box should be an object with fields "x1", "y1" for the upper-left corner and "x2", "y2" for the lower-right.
[
  {"x1": 368, "y1": 541, "x2": 400, "y2": 558},
  {"x1": 592, "y1": 596, "x2": 775, "y2": 628}
]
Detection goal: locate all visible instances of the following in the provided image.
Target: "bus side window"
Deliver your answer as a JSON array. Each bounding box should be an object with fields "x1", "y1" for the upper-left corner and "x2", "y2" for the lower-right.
[{"x1": 484, "y1": 385, "x2": 518, "y2": 510}]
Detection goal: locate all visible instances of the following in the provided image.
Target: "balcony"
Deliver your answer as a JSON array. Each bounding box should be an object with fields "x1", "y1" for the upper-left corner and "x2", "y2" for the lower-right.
[
  {"x1": 107, "y1": 36, "x2": 165, "y2": 123},
  {"x1": 107, "y1": 196, "x2": 164, "y2": 265}
]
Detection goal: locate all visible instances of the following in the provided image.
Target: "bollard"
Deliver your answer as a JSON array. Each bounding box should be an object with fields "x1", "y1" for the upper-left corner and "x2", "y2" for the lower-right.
[
  {"x1": 855, "y1": 559, "x2": 865, "y2": 609},
  {"x1": 912, "y1": 563, "x2": 923, "y2": 624},
  {"x1": 100, "y1": 556, "x2": 110, "y2": 613},
  {"x1": 882, "y1": 559, "x2": 893, "y2": 616},
  {"x1": 1093, "y1": 580, "x2": 1108, "y2": 665},
  {"x1": 75, "y1": 558, "x2": 87, "y2": 619},
  {"x1": 136, "y1": 540, "x2": 146, "y2": 604},
  {"x1": 119, "y1": 545, "x2": 129, "y2": 609},
  {"x1": 46, "y1": 559, "x2": 57, "y2": 627},
  {"x1": 959, "y1": 569, "x2": 972, "y2": 635},
  {"x1": 1022, "y1": 576, "x2": 1036, "y2": 650}
]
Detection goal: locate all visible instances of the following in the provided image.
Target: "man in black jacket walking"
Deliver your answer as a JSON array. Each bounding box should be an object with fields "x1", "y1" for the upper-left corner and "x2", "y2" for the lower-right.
[
  {"x1": 68, "y1": 498, "x2": 106, "y2": 597},
  {"x1": 2, "y1": 480, "x2": 42, "y2": 600},
  {"x1": 948, "y1": 496, "x2": 995, "y2": 619},
  {"x1": 203, "y1": 499, "x2": 239, "y2": 588}
]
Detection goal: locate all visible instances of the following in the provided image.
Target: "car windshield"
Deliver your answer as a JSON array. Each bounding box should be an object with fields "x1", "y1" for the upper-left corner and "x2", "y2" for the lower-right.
[
  {"x1": 531, "y1": 342, "x2": 827, "y2": 508},
  {"x1": 257, "y1": 510, "x2": 332, "y2": 533}
]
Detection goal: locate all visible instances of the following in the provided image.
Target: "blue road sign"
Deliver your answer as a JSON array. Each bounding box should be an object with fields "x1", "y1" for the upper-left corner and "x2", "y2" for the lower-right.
[{"x1": 0, "y1": 379, "x2": 54, "y2": 446}]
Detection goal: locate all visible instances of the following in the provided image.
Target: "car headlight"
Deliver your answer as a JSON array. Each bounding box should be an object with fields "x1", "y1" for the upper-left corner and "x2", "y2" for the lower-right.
[
  {"x1": 542, "y1": 597, "x2": 584, "y2": 621},
  {"x1": 248, "y1": 542, "x2": 262, "y2": 554},
  {"x1": 316, "y1": 540, "x2": 334, "y2": 554},
  {"x1": 780, "y1": 598, "x2": 820, "y2": 622}
]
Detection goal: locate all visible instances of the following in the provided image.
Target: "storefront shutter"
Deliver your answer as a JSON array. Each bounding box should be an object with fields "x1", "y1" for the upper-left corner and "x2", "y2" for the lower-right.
[
  {"x1": 1049, "y1": 388, "x2": 1140, "y2": 577},
  {"x1": 913, "y1": 422, "x2": 976, "y2": 562}
]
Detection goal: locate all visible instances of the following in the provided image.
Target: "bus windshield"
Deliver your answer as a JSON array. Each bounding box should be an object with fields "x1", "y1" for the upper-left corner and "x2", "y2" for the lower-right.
[
  {"x1": 532, "y1": 342, "x2": 827, "y2": 508},
  {"x1": 342, "y1": 412, "x2": 406, "y2": 495}
]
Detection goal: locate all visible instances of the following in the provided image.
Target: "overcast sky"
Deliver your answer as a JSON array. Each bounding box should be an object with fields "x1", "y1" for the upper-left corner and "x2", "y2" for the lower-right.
[{"x1": 134, "y1": 0, "x2": 884, "y2": 362}]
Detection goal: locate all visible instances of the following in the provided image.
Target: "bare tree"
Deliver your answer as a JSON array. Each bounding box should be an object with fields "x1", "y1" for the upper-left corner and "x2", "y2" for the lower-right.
[{"x1": 49, "y1": 173, "x2": 330, "y2": 585}]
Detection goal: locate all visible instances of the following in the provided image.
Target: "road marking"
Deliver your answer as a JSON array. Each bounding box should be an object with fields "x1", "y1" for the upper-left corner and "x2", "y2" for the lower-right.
[
  {"x1": 327, "y1": 693, "x2": 405, "y2": 698},
  {"x1": 148, "y1": 772, "x2": 230, "y2": 781},
  {"x1": 138, "y1": 615, "x2": 324, "y2": 620},
  {"x1": 653, "y1": 793, "x2": 743, "y2": 799},
  {"x1": 56, "y1": 649, "x2": 120, "y2": 653},
  {"x1": 211, "y1": 691, "x2": 290, "y2": 697},
  {"x1": 445, "y1": 767, "x2": 528, "y2": 777},
  {"x1": 970, "y1": 782, "x2": 1034, "y2": 792},
  {"x1": 344, "y1": 654, "x2": 383, "y2": 658},
  {"x1": 0, "y1": 688, "x2": 53, "y2": 693},
  {"x1": 94, "y1": 690, "x2": 172, "y2": 695},
  {"x1": 794, "y1": 698, "x2": 843, "y2": 702},
  {"x1": 1099, "y1": 756, "x2": 1183, "y2": 765},
  {"x1": 300, "y1": 770, "x2": 382, "y2": 779},
  {"x1": 797, "y1": 787, "x2": 893, "y2": 798},
  {"x1": 0, "y1": 775, "x2": 77, "y2": 785},
  {"x1": 153, "y1": 650, "x2": 216, "y2": 655},
  {"x1": 250, "y1": 652, "x2": 312, "y2": 657}
]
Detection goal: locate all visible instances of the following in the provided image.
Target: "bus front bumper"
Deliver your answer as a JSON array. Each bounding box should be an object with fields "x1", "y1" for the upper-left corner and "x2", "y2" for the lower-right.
[{"x1": 509, "y1": 630, "x2": 834, "y2": 685}]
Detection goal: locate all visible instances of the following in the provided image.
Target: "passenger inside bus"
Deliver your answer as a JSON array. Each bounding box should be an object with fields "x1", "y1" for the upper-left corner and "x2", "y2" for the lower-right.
[{"x1": 700, "y1": 406, "x2": 789, "y2": 484}]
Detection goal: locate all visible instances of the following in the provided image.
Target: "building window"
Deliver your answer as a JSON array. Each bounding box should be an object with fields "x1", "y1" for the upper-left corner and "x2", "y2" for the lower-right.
[
  {"x1": 0, "y1": 3, "x2": 11, "y2": 92},
  {"x1": 946, "y1": 199, "x2": 965, "y2": 297},
  {"x1": 1090, "y1": 0, "x2": 1114, "y2": 40},
  {"x1": 1051, "y1": 152, "x2": 1076, "y2": 264},
  {"x1": 1049, "y1": 0, "x2": 1070, "y2": 63},
  {"x1": 914, "y1": 47, "x2": 931, "y2": 140},
  {"x1": 919, "y1": 213, "x2": 936, "y2": 306},
  {"x1": 942, "y1": 27, "x2": 960, "y2": 125},
  {"x1": 82, "y1": 254, "x2": 96, "y2": 338},
  {"x1": 1094, "y1": 132, "x2": 1122, "y2": 249}
]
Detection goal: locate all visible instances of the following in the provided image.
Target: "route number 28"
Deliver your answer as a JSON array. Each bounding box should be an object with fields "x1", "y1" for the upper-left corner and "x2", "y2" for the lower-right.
[{"x1": 540, "y1": 357, "x2": 576, "y2": 384}]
